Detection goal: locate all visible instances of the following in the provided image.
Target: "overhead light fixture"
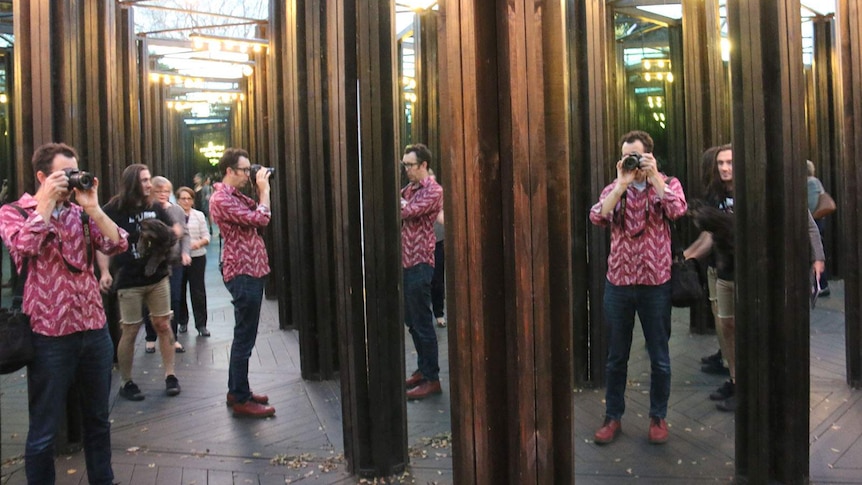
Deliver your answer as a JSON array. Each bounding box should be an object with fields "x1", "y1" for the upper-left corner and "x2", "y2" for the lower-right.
[{"x1": 190, "y1": 33, "x2": 268, "y2": 54}]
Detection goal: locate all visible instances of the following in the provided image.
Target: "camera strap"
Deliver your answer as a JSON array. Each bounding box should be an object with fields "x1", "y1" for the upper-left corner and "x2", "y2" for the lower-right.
[{"x1": 618, "y1": 191, "x2": 648, "y2": 238}]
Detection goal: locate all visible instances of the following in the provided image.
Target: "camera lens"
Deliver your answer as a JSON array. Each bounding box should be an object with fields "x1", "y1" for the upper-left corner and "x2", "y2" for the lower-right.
[
  {"x1": 622, "y1": 154, "x2": 641, "y2": 171},
  {"x1": 250, "y1": 164, "x2": 275, "y2": 181},
  {"x1": 63, "y1": 168, "x2": 94, "y2": 191}
]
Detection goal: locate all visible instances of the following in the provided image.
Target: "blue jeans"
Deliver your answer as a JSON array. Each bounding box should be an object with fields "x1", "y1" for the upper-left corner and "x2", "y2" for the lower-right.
[
  {"x1": 404, "y1": 264, "x2": 439, "y2": 381},
  {"x1": 25, "y1": 326, "x2": 114, "y2": 485},
  {"x1": 225, "y1": 275, "x2": 265, "y2": 403},
  {"x1": 603, "y1": 281, "x2": 672, "y2": 420}
]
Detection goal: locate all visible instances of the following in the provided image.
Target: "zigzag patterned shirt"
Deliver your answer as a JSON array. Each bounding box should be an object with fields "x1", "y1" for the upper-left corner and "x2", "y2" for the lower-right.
[
  {"x1": 401, "y1": 176, "x2": 443, "y2": 269},
  {"x1": 0, "y1": 194, "x2": 129, "y2": 336},
  {"x1": 210, "y1": 182, "x2": 271, "y2": 282},
  {"x1": 590, "y1": 176, "x2": 687, "y2": 286}
]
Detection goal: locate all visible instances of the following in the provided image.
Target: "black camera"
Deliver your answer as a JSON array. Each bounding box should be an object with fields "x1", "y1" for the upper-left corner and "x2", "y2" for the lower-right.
[
  {"x1": 250, "y1": 164, "x2": 275, "y2": 181},
  {"x1": 622, "y1": 152, "x2": 643, "y2": 171},
  {"x1": 63, "y1": 168, "x2": 94, "y2": 191}
]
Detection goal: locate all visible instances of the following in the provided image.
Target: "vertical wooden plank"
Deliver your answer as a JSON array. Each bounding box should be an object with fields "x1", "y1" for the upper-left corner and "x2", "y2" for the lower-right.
[
  {"x1": 728, "y1": 0, "x2": 810, "y2": 482},
  {"x1": 838, "y1": 0, "x2": 862, "y2": 388}
]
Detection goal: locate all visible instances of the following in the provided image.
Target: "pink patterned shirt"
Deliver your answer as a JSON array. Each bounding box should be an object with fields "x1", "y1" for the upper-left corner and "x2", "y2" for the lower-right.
[
  {"x1": 210, "y1": 183, "x2": 271, "y2": 282},
  {"x1": 589, "y1": 176, "x2": 687, "y2": 286},
  {"x1": 0, "y1": 194, "x2": 129, "y2": 336},
  {"x1": 401, "y1": 177, "x2": 443, "y2": 269}
]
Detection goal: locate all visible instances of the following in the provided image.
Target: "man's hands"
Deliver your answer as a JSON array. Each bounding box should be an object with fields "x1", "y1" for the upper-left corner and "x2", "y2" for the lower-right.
[
  {"x1": 99, "y1": 272, "x2": 113, "y2": 294},
  {"x1": 255, "y1": 166, "x2": 272, "y2": 193}
]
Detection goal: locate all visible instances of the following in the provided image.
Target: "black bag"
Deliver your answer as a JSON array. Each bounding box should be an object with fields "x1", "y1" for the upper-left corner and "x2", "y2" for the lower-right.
[
  {"x1": 0, "y1": 307, "x2": 33, "y2": 374},
  {"x1": 671, "y1": 258, "x2": 703, "y2": 307},
  {"x1": 0, "y1": 204, "x2": 34, "y2": 374}
]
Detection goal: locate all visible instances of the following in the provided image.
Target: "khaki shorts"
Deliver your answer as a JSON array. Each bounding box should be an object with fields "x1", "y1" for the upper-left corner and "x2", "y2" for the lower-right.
[
  {"x1": 715, "y1": 278, "x2": 735, "y2": 319},
  {"x1": 117, "y1": 277, "x2": 172, "y2": 324},
  {"x1": 707, "y1": 266, "x2": 718, "y2": 303}
]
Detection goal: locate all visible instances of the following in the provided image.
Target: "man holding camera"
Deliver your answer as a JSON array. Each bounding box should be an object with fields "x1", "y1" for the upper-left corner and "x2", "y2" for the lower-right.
[
  {"x1": 589, "y1": 130, "x2": 687, "y2": 445},
  {"x1": 0, "y1": 143, "x2": 129, "y2": 484},
  {"x1": 400, "y1": 143, "x2": 444, "y2": 400},
  {"x1": 210, "y1": 148, "x2": 276, "y2": 418}
]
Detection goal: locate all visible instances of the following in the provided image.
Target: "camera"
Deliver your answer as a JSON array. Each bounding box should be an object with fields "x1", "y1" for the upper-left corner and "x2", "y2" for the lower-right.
[
  {"x1": 250, "y1": 164, "x2": 275, "y2": 181},
  {"x1": 63, "y1": 168, "x2": 95, "y2": 191},
  {"x1": 622, "y1": 152, "x2": 643, "y2": 171}
]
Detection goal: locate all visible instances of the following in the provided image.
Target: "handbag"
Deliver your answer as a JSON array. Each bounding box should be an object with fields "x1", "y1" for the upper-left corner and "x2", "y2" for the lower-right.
[
  {"x1": 671, "y1": 257, "x2": 703, "y2": 307},
  {"x1": 812, "y1": 191, "x2": 836, "y2": 220},
  {"x1": 0, "y1": 204, "x2": 33, "y2": 374}
]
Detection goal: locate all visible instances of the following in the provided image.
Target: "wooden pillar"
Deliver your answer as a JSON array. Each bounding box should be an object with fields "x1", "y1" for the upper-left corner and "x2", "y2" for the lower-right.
[
  {"x1": 727, "y1": 0, "x2": 810, "y2": 482},
  {"x1": 809, "y1": 15, "x2": 842, "y2": 279},
  {"x1": 13, "y1": 0, "x2": 123, "y2": 195},
  {"x1": 268, "y1": 0, "x2": 340, "y2": 379},
  {"x1": 413, "y1": 10, "x2": 440, "y2": 174},
  {"x1": 441, "y1": 0, "x2": 575, "y2": 482},
  {"x1": 838, "y1": 0, "x2": 862, "y2": 388},
  {"x1": 570, "y1": 0, "x2": 613, "y2": 387},
  {"x1": 323, "y1": 0, "x2": 407, "y2": 476}
]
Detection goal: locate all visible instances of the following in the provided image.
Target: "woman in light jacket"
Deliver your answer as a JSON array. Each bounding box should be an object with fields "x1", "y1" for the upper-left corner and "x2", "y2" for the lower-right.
[{"x1": 176, "y1": 186, "x2": 211, "y2": 336}]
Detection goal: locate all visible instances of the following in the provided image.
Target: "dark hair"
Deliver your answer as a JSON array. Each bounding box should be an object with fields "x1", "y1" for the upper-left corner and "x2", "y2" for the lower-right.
[
  {"x1": 218, "y1": 148, "x2": 250, "y2": 175},
  {"x1": 32, "y1": 143, "x2": 78, "y2": 176},
  {"x1": 404, "y1": 143, "x2": 432, "y2": 169},
  {"x1": 109, "y1": 163, "x2": 150, "y2": 213},
  {"x1": 618, "y1": 130, "x2": 654, "y2": 154},
  {"x1": 700, "y1": 145, "x2": 721, "y2": 191},
  {"x1": 706, "y1": 144, "x2": 733, "y2": 204}
]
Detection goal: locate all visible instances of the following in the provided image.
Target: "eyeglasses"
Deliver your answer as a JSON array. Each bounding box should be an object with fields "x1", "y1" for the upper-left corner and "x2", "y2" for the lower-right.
[
  {"x1": 234, "y1": 166, "x2": 251, "y2": 174},
  {"x1": 400, "y1": 161, "x2": 419, "y2": 168},
  {"x1": 178, "y1": 196, "x2": 194, "y2": 201}
]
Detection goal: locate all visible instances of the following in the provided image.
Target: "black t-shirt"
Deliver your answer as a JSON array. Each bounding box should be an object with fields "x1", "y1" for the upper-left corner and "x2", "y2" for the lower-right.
[{"x1": 103, "y1": 200, "x2": 173, "y2": 290}]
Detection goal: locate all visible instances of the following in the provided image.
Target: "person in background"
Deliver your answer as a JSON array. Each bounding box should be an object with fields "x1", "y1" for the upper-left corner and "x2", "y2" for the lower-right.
[
  {"x1": 210, "y1": 148, "x2": 276, "y2": 418},
  {"x1": 0, "y1": 142, "x2": 128, "y2": 484},
  {"x1": 176, "y1": 185, "x2": 210, "y2": 337},
  {"x1": 400, "y1": 143, "x2": 444, "y2": 400},
  {"x1": 807, "y1": 160, "x2": 830, "y2": 296},
  {"x1": 590, "y1": 130, "x2": 687, "y2": 445},
  {"x1": 194, "y1": 172, "x2": 213, "y2": 234},
  {"x1": 142, "y1": 176, "x2": 190, "y2": 353},
  {"x1": 427, "y1": 169, "x2": 446, "y2": 328}
]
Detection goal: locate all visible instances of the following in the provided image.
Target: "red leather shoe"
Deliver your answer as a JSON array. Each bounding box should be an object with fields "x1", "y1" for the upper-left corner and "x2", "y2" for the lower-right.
[
  {"x1": 648, "y1": 417, "x2": 669, "y2": 444},
  {"x1": 226, "y1": 392, "x2": 269, "y2": 406},
  {"x1": 406, "y1": 380, "x2": 442, "y2": 400},
  {"x1": 405, "y1": 371, "x2": 424, "y2": 389},
  {"x1": 594, "y1": 418, "x2": 621, "y2": 444},
  {"x1": 232, "y1": 400, "x2": 276, "y2": 418}
]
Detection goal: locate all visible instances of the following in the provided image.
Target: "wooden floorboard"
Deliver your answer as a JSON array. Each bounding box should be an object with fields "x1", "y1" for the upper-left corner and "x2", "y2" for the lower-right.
[{"x1": 2, "y1": 242, "x2": 862, "y2": 483}]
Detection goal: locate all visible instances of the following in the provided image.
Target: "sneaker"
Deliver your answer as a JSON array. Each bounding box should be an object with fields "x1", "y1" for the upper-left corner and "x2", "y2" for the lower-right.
[
  {"x1": 818, "y1": 287, "x2": 831, "y2": 297},
  {"x1": 648, "y1": 417, "x2": 669, "y2": 444},
  {"x1": 716, "y1": 395, "x2": 737, "y2": 412},
  {"x1": 119, "y1": 380, "x2": 145, "y2": 401},
  {"x1": 436, "y1": 316, "x2": 447, "y2": 328},
  {"x1": 701, "y1": 349, "x2": 722, "y2": 364},
  {"x1": 709, "y1": 380, "x2": 735, "y2": 401},
  {"x1": 165, "y1": 375, "x2": 181, "y2": 397},
  {"x1": 593, "y1": 418, "x2": 621, "y2": 444}
]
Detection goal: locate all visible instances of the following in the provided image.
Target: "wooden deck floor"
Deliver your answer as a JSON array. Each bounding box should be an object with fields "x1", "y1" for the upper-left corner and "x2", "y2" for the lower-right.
[{"x1": 1, "y1": 240, "x2": 860, "y2": 484}]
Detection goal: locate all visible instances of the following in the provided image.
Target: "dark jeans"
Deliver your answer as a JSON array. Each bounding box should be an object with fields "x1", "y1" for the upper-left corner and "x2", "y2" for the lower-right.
[
  {"x1": 225, "y1": 274, "x2": 265, "y2": 403},
  {"x1": 179, "y1": 255, "x2": 208, "y2": 329},
  {"x1": 431, "y1": 241, "x2": 445, "y2": 318},
  {"x1": 404, "y1": 263, "x2": 439, "y2": 381},
  {"x1": 603, "y1": 280, "x2": 672, "y2": 420},
  {"x1": 26, "y1": 326, "x2": 114, "y2": 485},
  {"x1": 815, "y1": 218, "x2": 830, "y2": 289},
  {"x1": 144, "y1": 264, "x2": 184, "y2": 341}
]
